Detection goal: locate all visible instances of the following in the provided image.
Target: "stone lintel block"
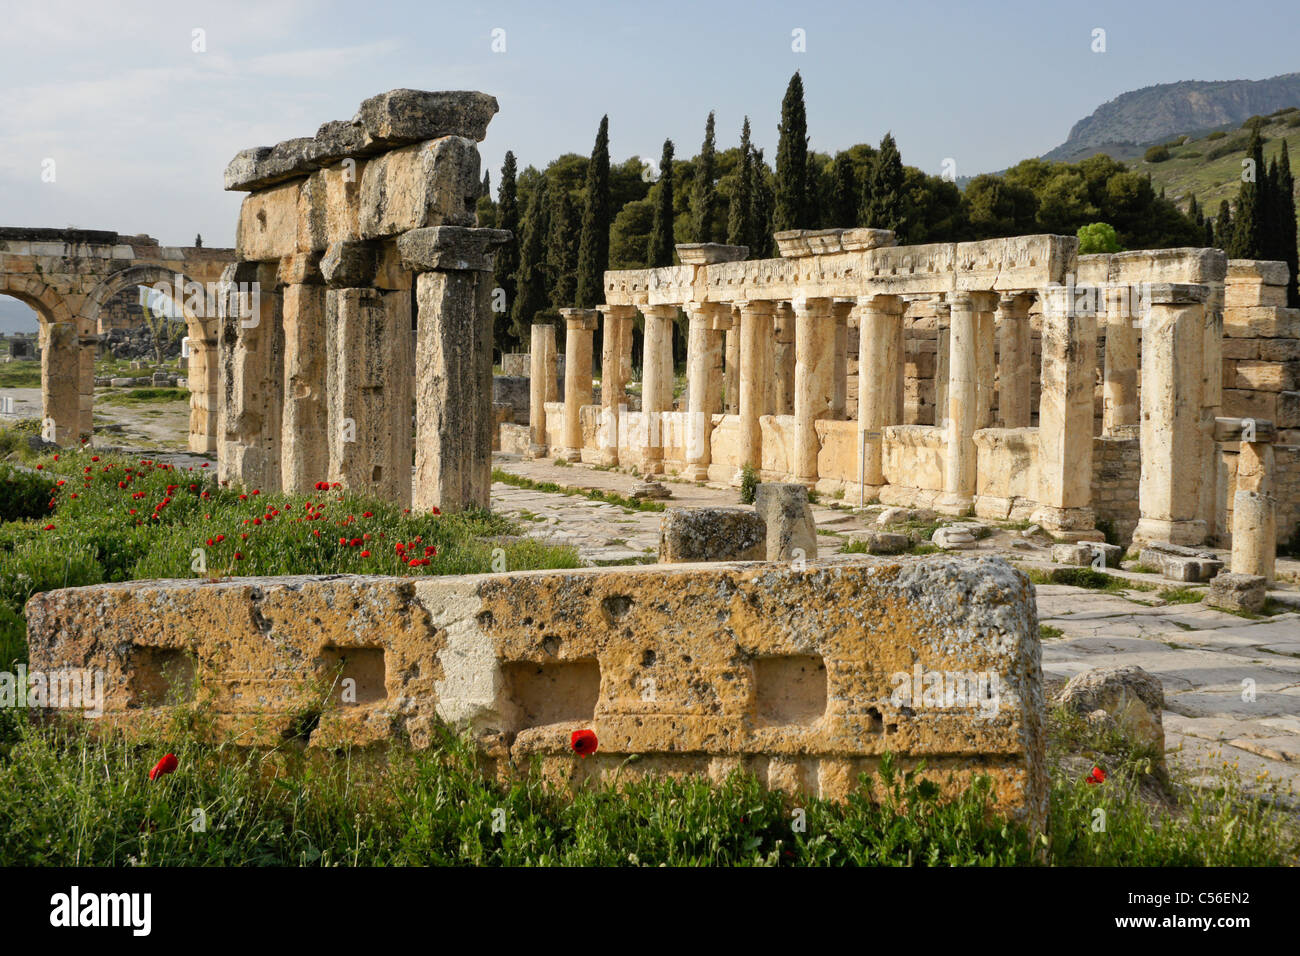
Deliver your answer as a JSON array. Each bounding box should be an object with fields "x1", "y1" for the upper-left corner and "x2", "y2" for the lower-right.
[
  {"x1": 1139, "y1": 543, "x2": 1223, "y2": 583},
  {"x1": 235, "y1": 181, "x2": 302, "y2": 262},
  {"x1": 320, "y1": 240, "x2": 378, "y2": 288},
  {"x1": 277, "y1": 252, "x2": 323, "y2": 287},
  {"x1": 1108, "y1": 247, "x2": 1226, "y2": 285},
  {"x1": 1146, "y1": 282, "x2": 1208, "y2": 305},
  {"x1": 774, "y1": 228, "x2": 845, "y2": 258},
  {"x1": 559, "y1": 308, "x2": 600, "y2": 331},
  {"x1": 223, "y1": 137, "x2": 320, "y2": 192},
  {"x1": 658, "y1": 507, "x2": 766, "y2": 562},
  {"x1": 353, "y1": 89, "x2": 499, "y2": 146},
  {"x1": 397, "y1": 226, "x2": 511, "y2": 273},
  {"x1": 675, "y1": 243, "x2": 749, "y2": 265},
  {"x1": 841, "y1": 228, "x2": 896, "y2": 251},
  {"x1": 1227, "y1": 259, "x2": 1289, "y2": 286},
  {"x1": 1213, "y1": 416, "x2": 1277, "y2": 443},
  {"x1": 359, "y1": 137, "x2": 481, "y2": 239},
  {"x1": 304, "y1": 119, "x2": 372, "y2": 166}
]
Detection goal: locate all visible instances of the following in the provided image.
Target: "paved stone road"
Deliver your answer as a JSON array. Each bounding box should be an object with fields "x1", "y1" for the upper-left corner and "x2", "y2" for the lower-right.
[{"x1": 492, "y1": 453, "x2": 1300, "y2": 803}]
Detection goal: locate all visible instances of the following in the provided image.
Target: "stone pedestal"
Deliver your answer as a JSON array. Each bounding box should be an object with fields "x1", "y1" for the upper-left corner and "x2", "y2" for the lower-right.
[
  {"x1": 1033, "y1": 286, "x2": 1097, "y2": 534},
  {"x1": 1133, "y1": 284, "x2": 1210, "y2": 547},
  {"x1": 528, "y1": 322, "x2": 556, "y2": 457},
  {"x1": 857, "y1": 294, "x2": 903, "y2": 487},
  {"x1": 640, "y1": 304, "x2": 677, "y2": 475},
  {"x1": 1232, "y1": 438, "x2": 1276, "y2": 580},
  {"x1": 996, "y1": 294, "x2": 1031, "y2": 428},
  {"x1": 561, "y1": 308, "x2": 598, "y2": 462},
  {"x1": 792, "y1": 297, "x2": 834, "y2": 487}
]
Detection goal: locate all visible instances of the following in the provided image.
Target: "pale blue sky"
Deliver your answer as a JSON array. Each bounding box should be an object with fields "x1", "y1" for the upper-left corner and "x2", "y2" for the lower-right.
[{"x1": 1, "y1": 0, "x2": 1298, "y2": 331}]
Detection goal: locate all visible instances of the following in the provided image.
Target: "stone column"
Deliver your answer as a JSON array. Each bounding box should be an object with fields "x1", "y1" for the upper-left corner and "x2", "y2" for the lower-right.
[
  {"x1": 398, "y1": 225, "x2": 510, "y2": 512},
  {"x1": 857, "y1": 294, "x2": 904, "y2": 487},
  {"x1": 185, "y1": 319, "x2": 220, "y2": 454},
  {"x1": 792, "y1": 296, "x2": 834, "y2": 487},
  {"x1": 1199, "y1": 294, "x2": 1224, "y2": 543},
  {"x1": 278, "y1": 253, "x2": 328, "y2": 493},
  {"x1": 975, "y1": 301, "x2": 996, "y2": 429},
  {"x1": 736, "y1": 300, "x2": 775, "y2": 479},
  {"x1": 831, "y1": 300, "x2": 852, "y2": 419},
  {"x1": 1217, "y1": 418, "x2": 1277, "y2": 580},
  {"x1": 217, "y1": 260, "x2": 284, "y2": 493},
  {"x1": 560, "y1": 308, "x2": 598, "y2": 462},
  {"x1": 1133, "y1": 284, "x2": 1209, "y2": 547},
  {"x1": 1033, "y1": 285, "x2": 1098, "y2": 536},
  {"x1": 684, "y1": 302, "x2": 728, "y2": 480},
  {"x1": 596, "y1": 304, "x2": 635, "y2": 465},
  {"x1": 528, "y1": 322, "x2": 556, "y2": 457},
  {"x1": 773, "y1": 302, "x2": 796, "y2": 416},
  {"x1": 1102, "y1": 287, "x2": 1139, "y2": 436},
  {"x1": 40, "y1": 322, "x2": 81, "y2": 445},
  {"x1": 938, "y1": 292, "x2": 980, "y2": 514},
  {"x1": 934, "y1": 298, "x2": 950, "y2": 422},
  {"x1": 639, "y1": 304, "x2": 676, "y2": 475},
  {"x1": 996, "y1": 294, "x2": 1032, "y2": 428},
  {"x1": 724, "y1": 320, "x2": 740, "y2": 415}
]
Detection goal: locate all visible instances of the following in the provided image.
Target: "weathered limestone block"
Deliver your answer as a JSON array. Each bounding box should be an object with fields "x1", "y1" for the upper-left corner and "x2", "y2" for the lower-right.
[
  {"x1": 353, "y1": 89, "x2": 499, "y2": 146},
  {"x1": 754, "y1": 483, "x2": 818, "y2": 561},
  {"x1": 845, "y1": 531, "x2": 910, "y2": 555},
  {"x1": 236, "y1": 181, "x2": 301, "y2": 262},
  {"x1": 1051, "y1": 541, "x2": 1123, "y2": 569},
  {"x1": 359, "y1": 138, "x2": 481, "y2": 239},
  {"x1": 932, "y1": 526, "x2": 976, "y2": 550},
  {"x1": 217, "y1": 262, "x2": 284, "y2": 493},
  {"x1": 1138, "y1": 543, "x2": 1223, "y2": 583},
  {"x1": 658, "y1": 508, "x2": 766, "y2": 562},
  {"x1": 24, "y1": 557, "x2": 1047, "y2": 827},
  {"x1": 320, "y1": 240, "x2": 378, "y2": 288},
  {"x1": 279, "y1": 279, "x2": 328, "y2": 493},
  {"x1": 1057, "y1": 665, "x2": 1164, "y2": 756},
  {"x1": 1206, "y1": 572, "x2": 1267, "y2": 613}
]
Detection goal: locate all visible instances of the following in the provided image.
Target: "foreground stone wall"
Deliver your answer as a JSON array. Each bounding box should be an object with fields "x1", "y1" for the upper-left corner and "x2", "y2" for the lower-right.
[{"x1": 26, "y1": 556, "x2": 1047, "y2": 829}]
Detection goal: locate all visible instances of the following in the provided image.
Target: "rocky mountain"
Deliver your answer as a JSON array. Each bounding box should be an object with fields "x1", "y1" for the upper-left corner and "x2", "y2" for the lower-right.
[{"x1": 1045, "y1": 73, "x2": 1300, "y2": 162}]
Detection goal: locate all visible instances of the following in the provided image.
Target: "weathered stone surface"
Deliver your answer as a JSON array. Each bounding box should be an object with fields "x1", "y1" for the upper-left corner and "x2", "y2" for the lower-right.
[
  {"x1": 861, "y1": 531, "x2": 910, "y2": 555},
  {"x1": 24, "y1": 557, "x2": 1047, "y2": 825},
  {"x1": 1206, "y1": 572, "x2": 1267, "y2": 613},
  {"x1": 754, "y1": 483, "x2": 818, "y2": 561},
  {"x1": 319, "y1": 240, "x2": 377, "y2": 288},
  {"x1": 359, "y1": 137, "x2": 482, "y2": 238},
  {"x1": 631, "y1": 481, "x2": 672, "y2": 500},
  {"x1": 675, "y1": 243, "x2": 748, "y2": 266},
  {"x1": 1057, "y1": 665, "x2": 1164, "y2": 757},
  {"x1": 1139, "y1": 543, "x2": 1223, "y2": 583},
  {"x1": 1051, "y1": 541, "x2": 1123, "y2": 569},
  {"x1": 397, "y1": 226, "x2": 512, "y2": 273},
  {"x1": 932, "y1": 526, "x2": 976, "y2": 549},
  {"x1": 659, "y1": 507, "x2": 766, "y2": 563},
  {"x1": 353, "y1": 89, "x2": 499, "y2": 146}
]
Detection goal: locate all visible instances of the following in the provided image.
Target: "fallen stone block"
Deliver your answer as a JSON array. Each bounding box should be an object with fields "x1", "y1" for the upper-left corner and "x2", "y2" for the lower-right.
[
  {"x1": 1057, "y1": 664, "x2": 1165, "y2": 758},
  {"x1": 932, "y1": 526, "x2": 976, "y2": 549},
  {"x1": 631, "y1": 481, "x2": 671, "y2": 500},
  {"x1": 24, "y1": 557, "x2": 1047, "y2": 828},
  {"x1": 754, "y1": 483, "x2": 818, "y2": 561},
  {"x1": 865, "y1": 531, "x2": 910, "y2": 555},
  {"x1": 1139, "y1": 543, "x2": 1223, "y2": 583},
  {"x1": 1206, "y1": 572, "x2": 1267, "y2": 613},
  {"x1": 1051, "y1": 541, "x2": 1123, "y2": 569},
  {"x1": 658, "y1": 507, "x2": 765, "y2": 563}
]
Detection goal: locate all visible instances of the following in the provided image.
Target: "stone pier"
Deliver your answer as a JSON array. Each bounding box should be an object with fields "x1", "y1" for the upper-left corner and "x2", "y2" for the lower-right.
[
  {"x1": 529, "y1": 322, "x2": 557, "y2": 457},
  {"x1": 561, "y1": 308, "x2": 598, "y2": 463}
]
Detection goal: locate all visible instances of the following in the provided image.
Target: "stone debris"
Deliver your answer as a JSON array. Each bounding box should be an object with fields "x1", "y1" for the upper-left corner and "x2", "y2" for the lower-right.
[
  {"x1": 658, "y1": 507, "x2": 765, "y2": 563},
  {"x1": 1057, "y1": 665, "x2": 1165, "y2": 758},
  {"x1": 630, "y1": 481, "x2": 671, "y2": 500},
  {"x1": 754, "y1": 483, "x2": 818, "y2": 561},
  {"x1": 1206, "y1": 572, "x2": 1268, "y2": 613},
  {"x1": 1051, "y1": 541, "x2": 1123, "y2": 569},
  {"x1": 931, "y1": 526, "x2": 976, "y2": 549},
  {"x1": 1139, "y1": 541, "x2": 1224, "y2": 583}
]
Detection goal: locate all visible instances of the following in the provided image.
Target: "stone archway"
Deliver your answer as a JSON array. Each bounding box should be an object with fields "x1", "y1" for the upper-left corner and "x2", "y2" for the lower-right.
[
  {"x1": 83, "y1": 265, "x2": 221, "y2": 453},
  {"x1": 0, "y1": 273, "x2": 84, "y2": 444}
]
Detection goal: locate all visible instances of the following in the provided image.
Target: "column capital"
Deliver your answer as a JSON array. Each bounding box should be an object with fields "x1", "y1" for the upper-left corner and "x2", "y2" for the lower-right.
[
  {"x1": 559, "y1": 307, "x2": 600, "y2": 331},
  {"x1": 735, "y1": 299, "x2": 776, "y2": 317},
  {"x1": 789, "y1": 295, "x2": 833, "y2": 317},
  {"x1": 995, "y1": 291, "x2": 1032, "y2": 317},
  {"x1": 947, "y1": 290, "x2": 975, "y2": 311},
  {"x1": 638, "y1": 303, "x2": 679, "y2": 320},
  {"x1": 597, "y1": 303, "x2": 638, "y2": 320},
  {"x1": 854, "y1": 293, "x2": 904, "y2": 314}
]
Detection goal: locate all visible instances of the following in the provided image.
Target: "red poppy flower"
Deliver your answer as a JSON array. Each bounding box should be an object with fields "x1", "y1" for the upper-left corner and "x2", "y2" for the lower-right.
[
  {"x1": 570, "y1": 729, "x2": 598, "y2": 757},
  {"x1": 215, "y1": 534, "x2": 224, "y2": 542},
  {"x1": 1085, "y1": 766, "x2": 1106, "y2": 785},
  {"x1": 234, "y1": 552, "x2": 244, "y2": 560},
  {"x1": 362, "y1": 511, "x2": 373, "y2": 518},
  {"x1": 42, "y1": 523, "x2": 54, "y2": 531},
  {"x1": 91, "y1": 456, "x2": 99, "y2": 462},
  {"x1": 35, "y1": 464, "x2": 43, "y2": 470},
  {"x1": 360, "y1": 550, "x2": 371, "y2": 558},
  {"x1": 430, "y1": 506, "x2": 441, "y2": 516},
  {"x1": 149, "y1": 753, "x2": 178, "y2": 780}
]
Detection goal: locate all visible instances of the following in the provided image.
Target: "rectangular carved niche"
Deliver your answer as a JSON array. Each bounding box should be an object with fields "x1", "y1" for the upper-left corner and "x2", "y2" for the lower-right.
[
  {"x1": 502, "y1": 659, "x2": 601, "y2": 729},
  {"x1": 753, "y1": 655, "x2": 827, "y2": 726},
  {"x1": 127, "y1": 647, "x2": 196, "y2": 707},
  {"x1": 317, "y1": 646, "x2": 387, "y2": 705}
]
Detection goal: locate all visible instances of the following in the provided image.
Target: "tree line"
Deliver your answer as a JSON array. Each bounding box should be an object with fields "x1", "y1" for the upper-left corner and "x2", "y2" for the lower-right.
[{"x1": 479, "y1": 72, "x2": 1293, "y2": 356}]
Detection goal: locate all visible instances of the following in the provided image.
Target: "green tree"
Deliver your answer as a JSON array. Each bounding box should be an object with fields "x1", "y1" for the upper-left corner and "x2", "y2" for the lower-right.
[
  {"x1": 1077, "y1": 222, "x2": 1122, "y2": 254},
  {"x1": 693, "y1": 112, "x2": 720, "y2": 243},
  {"x1": 610, "y1": 198, "x2": 655, "y2": 269},
  {"x1": 863, "y1": 132, "x2": 906, "y2": 236},
  {"x1": 1277, "y1": 142, "x2": 1299, "y2": 306},
  {"x1": 1229, "y1": 128, "x2": 1266, "y2": 259},
  {"x1": 774, "y1": 72, "x2": 811, "y2": 231},
  {"x1": 726, "y1": 118, "x2": 754, "y2": 250},
  {"x1": 1214, "y1": 200, "x2": 1232, "y2": 249},
  {"x1": 750, "y1": 148, "x2": 775, "y2": 258},
  {"x1": 649, "y1": 139, "x2": 677, "y2": 267},
  {"x1": 829, "y1": 151, "x2": 859, "y2": 228},
  {"x1": 547, "y1": 185, "x2": 580, "y2": 308},
  {"x1": 510, "y1": 177, "x2": 551, "y2": 344},
  {"x1": 575, "y1": 115, "x2": 611, "y2": 308},
  {"x1": 493, "y1": 152, "x2": 521, "y2": 348}
]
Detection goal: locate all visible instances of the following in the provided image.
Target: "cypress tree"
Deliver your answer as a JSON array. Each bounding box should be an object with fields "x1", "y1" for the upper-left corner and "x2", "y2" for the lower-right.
[
  {"x1": 649, "y1": 139, "x2": 676, "y2": 267},
  {"x1": 750, "y1": 148, "x2": 775, "y2": 258},
  {"x1": 1215, "y1": 200, "x2": 1232, "y2": 249},
  {"x1": 575, "y1": 116, "x2": 611, "y2": 308},
  {"x1": 693, "y1": 112, "x2": 719, "y2": 243},
  {"x1": 481, "y1": 171, "x2": 491, "y2": 199},
  {"x1": 510, "y1": 177, "x2": 551, "y2": 344},
  {"x1": 494, "y1": 152, "x2": 521, "y2": 345},
  {"x1": 864, "y1": 132, "x2": 906, "y2": 236},
  {"x1": 1187, "y1": 194, "x2": 1200, "y2": 223},
  {"x1": 774, "y1": 72, "x2": 810, "y2": 231},
  {"x1": 1278, "y1": 142, "x2": 1299, "y2": 306},
  {"x1": 1229, "y1": 129, "x2": 1265, "y2": 259},
  {"x1": 830, "y1": 152, "x2": 858, "y2": 227},
  {"x1": 547, "y1": 185, "x2": 580, "y2": 308},
  {"x1": 1262, "y1": 156, "x2": 1281, "y2": 263},
  {"x1": 726, "y1": 118, "x2": 754, "y2": 251}
]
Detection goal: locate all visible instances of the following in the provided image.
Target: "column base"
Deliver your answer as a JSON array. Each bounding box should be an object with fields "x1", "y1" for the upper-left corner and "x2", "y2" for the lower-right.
[
  {"x1": 595, "y1": 448, "x2": 619, "y2": 467},
  {"x1": 527, "y1": 443, "x2": 549, "y2": 459},
  {"x1": 1131, "y1": 517, "x2": 1207, "y2": 550},
  {"x1": 683, "y1": 463, "x2": 710, "y2": 482},
  {"x1": 1031, "y1": 505, "x2": 1098, "y2": 536},
  {"x1": 935, "y1": 492, "x2": 974, "y2": 516},
  {"x1": 641, "y1": 458, "x2": 665, "y2": 476},
  {"x1": 562, "y1": 448, "x2": 582, "y2": 463}
]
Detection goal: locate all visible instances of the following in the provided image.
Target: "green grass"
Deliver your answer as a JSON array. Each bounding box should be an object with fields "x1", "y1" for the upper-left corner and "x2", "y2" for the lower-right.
[
  {"x1": 0, "y1": 362, "x2": 41, "y2": 388},
  {"x1": 98, "y1": 387, "x2": 189, "y2": 405},
  {"x1": 1039, "y1": 624, "x2": 1065, "y2": 641},
  {"x1": 1027, "y1": 567, "x2": 1155, "y2": 594},
  {"x1": 491, "y1": 467, "x2": 666, "y2": 512},
  {"x1": 0, "y1": 438, "x2": 581, "y2": 671},
  {"x1": 840, "y1": 539, "x2": 871, "y2": 555},
  {"x1": 1156, "y1": 586, "x2": 1204, "y2": 605},
  {"x1": 0, "y1": 704, "x2": 1291, "y2": 866}
]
